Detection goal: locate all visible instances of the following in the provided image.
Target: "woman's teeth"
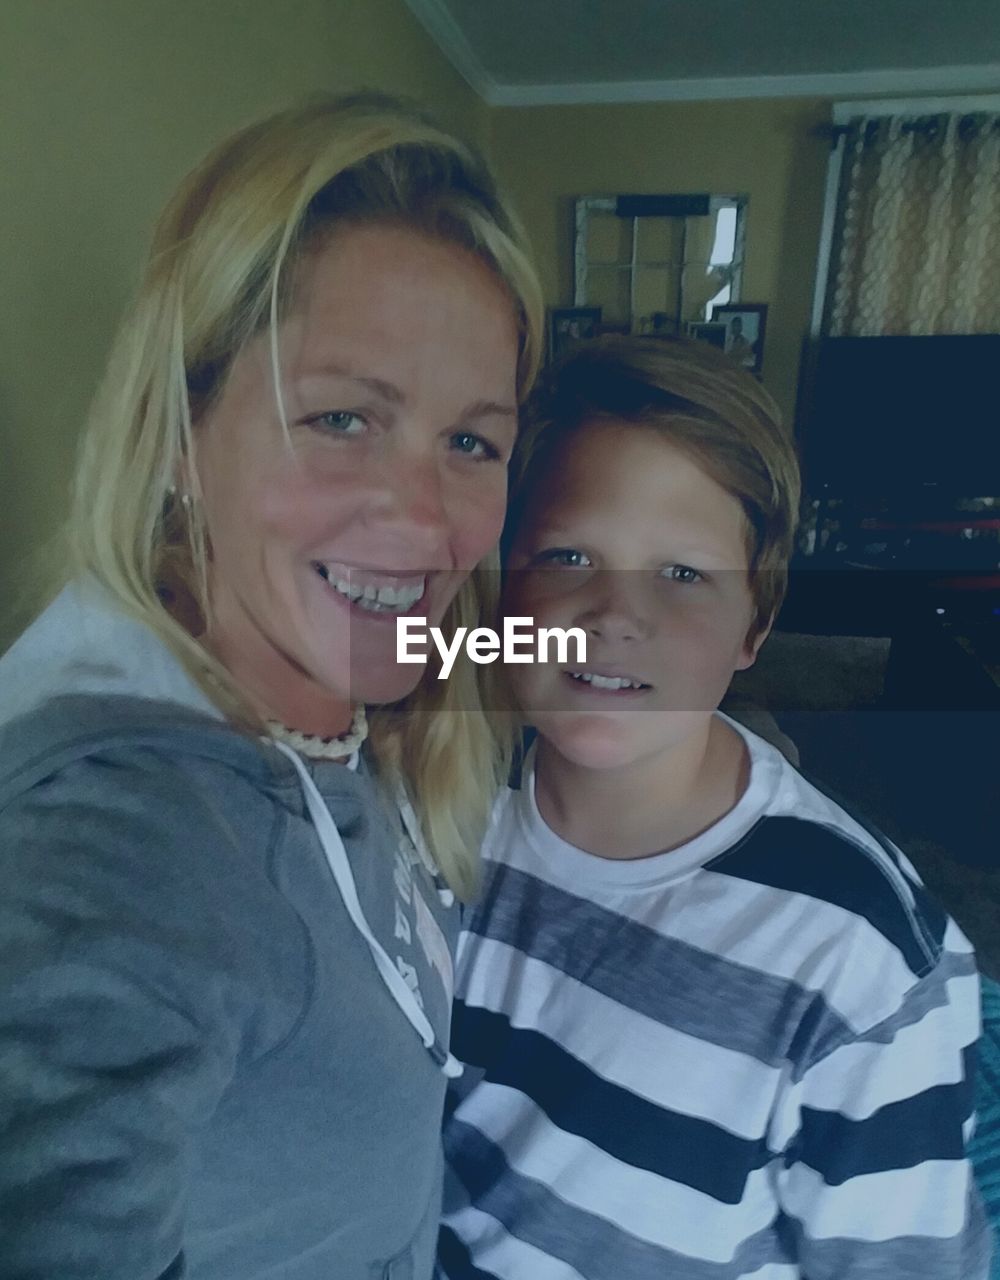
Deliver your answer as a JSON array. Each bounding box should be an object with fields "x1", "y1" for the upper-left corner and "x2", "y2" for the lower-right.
[
  {"x1": 569, "y1": 671, "x2": 648, "y2": 691},
  {"x1": 315, "y1": 564, "x2": 425, "y2": 613}
]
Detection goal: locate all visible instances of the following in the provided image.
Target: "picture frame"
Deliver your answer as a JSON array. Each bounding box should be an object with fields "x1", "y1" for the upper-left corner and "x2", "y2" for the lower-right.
[
  {"x1": 549, "y1": 306, "x2": 602, "y2": 361},
  {"x1": 649, "y1": 311, "x2": 680, "y2": 337},
  {"x1": 710, "y1": 303, "x2": 768, "y2": 376},
  {"x1": 686, "y1": 321, "x2": 727, "y2": 350}
]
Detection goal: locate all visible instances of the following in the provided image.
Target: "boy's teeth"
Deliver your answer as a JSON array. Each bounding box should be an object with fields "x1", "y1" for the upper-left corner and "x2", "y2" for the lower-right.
[
  {"x1": 570, "y1": 671, "x2": 645, "y2": 690},
  {"x1": 317, "y1": 565, "x2": 425, "y2": 613}
]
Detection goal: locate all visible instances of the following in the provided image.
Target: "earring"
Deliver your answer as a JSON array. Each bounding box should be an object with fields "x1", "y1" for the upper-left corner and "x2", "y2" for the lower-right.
[{"x1": 166, "y1": 484, "x2": 193, "y2": 509}]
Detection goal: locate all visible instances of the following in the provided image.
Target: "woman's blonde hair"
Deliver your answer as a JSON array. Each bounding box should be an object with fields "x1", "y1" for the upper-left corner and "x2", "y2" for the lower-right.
[
  {"x1": 66, "y1": 92, "x2": 544, "y2": 899},
  {"x1": 505, "y1": 335, "x2": 800, "y2": 643}
]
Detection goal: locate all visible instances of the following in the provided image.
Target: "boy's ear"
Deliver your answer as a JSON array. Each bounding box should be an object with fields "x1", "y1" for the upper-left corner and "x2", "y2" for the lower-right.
[{"x1": 735, "y1": 612, "x2": 774, "y2": 672}]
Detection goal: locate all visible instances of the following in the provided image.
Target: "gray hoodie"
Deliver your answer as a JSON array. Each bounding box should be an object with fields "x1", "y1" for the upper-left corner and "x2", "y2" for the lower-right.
[{"x1": 0, "y1": 581, "x2": 460, "y2": 1279}]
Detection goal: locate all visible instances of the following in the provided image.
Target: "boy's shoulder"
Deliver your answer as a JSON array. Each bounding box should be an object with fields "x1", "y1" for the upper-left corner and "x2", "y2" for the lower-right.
[
  {"x1": 707, "y1": 777, "x2": 950, "y2": 982},
  {"x1": 483, "y1": 735, "x2": 965, "y2": 1040}
]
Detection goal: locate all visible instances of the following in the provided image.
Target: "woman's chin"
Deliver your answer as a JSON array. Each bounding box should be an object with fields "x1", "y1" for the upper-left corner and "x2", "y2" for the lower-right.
[{"x1": 337, "y1": 660, "x2": 432, "y2": 707}]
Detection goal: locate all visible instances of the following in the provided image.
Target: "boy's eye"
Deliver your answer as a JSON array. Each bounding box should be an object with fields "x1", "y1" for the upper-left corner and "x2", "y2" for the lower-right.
[
  {"x1": 662, "y1": 564, "x2": 702, "y2": 584},
  {"x1": 308, "y1": 410, "x2": 365, "y2": 435},
  {"x1": 535, "y1": 548, "x2": 592, "y2": 569},
  {"x1": 451, "y1": 431, "x2": 500, "y2": 461}
]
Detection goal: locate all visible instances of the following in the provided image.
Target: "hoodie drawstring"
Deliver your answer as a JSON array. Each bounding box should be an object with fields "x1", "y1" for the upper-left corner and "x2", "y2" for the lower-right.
[{"x1": 274, "y1": 742, "x2": 461, "y2": 1079}]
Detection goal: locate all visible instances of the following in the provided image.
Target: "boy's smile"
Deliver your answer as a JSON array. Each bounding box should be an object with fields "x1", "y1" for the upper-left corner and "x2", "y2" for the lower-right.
[
  {"x1": 505, "y1": 420, "x2": 765, "y2": 773},
  {"x1": 565, "y1": 667, "x2": 652, "y2": 694}
]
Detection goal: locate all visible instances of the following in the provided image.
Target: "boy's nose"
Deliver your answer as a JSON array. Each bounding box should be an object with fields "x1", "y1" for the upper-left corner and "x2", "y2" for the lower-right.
[
  {"x1": 579, "y1": 576, "x2": 653, "y2": 644},
  {"x1": 584, "y1": 613, "x2": 645, "y2": 644}
]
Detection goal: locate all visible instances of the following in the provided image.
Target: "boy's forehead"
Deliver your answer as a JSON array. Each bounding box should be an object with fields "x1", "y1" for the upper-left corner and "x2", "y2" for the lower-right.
[
  {"x1": 525, "y1": 416, "x2": 654, "y2": 492},
  {"x1": 524, "y1": 417, "x2": 707, "y2": 505},
  {"x1": 514, "y1": 418, "x2": 752, "y2": 564}
]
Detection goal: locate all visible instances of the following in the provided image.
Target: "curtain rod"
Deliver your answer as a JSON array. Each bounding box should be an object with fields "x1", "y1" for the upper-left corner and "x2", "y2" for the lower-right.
[{"x1": 813, "y1": 113, "x2": 1000, "y2": 146}]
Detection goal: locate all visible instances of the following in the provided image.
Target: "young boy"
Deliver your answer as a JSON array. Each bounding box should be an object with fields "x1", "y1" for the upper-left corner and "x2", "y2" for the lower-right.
[{"x1": 439, "y1": 338, "x2": 991, "y2": 1279}]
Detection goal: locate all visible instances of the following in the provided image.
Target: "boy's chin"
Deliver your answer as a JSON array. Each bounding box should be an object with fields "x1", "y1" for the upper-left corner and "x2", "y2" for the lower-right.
[
  {"x1": 533, "y1": 710, "x2": 710, "y2": 772},
  {"x1": 532, "y1": 714, "x2": 649, "y2": 771}
]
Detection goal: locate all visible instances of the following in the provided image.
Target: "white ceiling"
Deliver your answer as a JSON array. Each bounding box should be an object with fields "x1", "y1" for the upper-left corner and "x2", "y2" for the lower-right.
[{"x1": 403, "y1": 0, "x2": 1000, "y2": 104}]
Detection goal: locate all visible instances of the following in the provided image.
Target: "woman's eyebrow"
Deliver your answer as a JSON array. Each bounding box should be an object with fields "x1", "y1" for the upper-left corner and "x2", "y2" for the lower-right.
[
  {"x1": 297, "y1": 368, "x2": 516, "y2": 420},
  {"x1": 299, "y1": 366, "x2": 405, "y2": 404},
  {"x1": 461, "y1": 400, "x2": 518, "y2": 422}
]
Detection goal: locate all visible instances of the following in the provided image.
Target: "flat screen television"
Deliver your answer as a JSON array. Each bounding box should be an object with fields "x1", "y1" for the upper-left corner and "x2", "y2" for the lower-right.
[{"x1": 802, "y1": 334, "x2": 1000, "y2": 496}]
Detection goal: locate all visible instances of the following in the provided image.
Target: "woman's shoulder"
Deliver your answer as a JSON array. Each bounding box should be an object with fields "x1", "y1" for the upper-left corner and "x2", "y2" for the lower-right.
[
  {"x1": 0, "y1": 694, "x2": 313, "y2": 1059},
  {"x1": 0, "y1": 690, "x2": 276, "y2": 816}
]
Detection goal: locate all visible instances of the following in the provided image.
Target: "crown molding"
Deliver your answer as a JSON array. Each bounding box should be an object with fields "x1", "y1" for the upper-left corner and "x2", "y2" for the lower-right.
[
  {"x1": 402, "y1": 2, "x2": 1000, "y2": 110},
  {"x1": 485, "y1": 63, "x2": 1000, "y2": 108},
  {"x1": 833, "y1": 92, "x2": 1000, "y2": 120},
  {"x1": 402, "y1": 0, "x2": 498, "y2": 100}
]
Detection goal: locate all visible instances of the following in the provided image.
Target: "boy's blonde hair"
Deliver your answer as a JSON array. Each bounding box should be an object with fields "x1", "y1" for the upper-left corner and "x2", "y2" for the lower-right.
[
  {"x1": 505, "y1": 335, "x2": 800, "y2": 642},
  {"x1": 64, "y1": 92, "x2": 545, "y2": 900}
]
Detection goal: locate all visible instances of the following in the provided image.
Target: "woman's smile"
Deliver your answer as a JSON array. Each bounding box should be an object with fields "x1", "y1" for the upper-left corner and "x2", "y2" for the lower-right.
[
  {"x1": 196, "y1": 222, "x2": 520, "y2": 731},
  {"x1": 313, "y1": 561, "x2": 429, "y2": 617}
]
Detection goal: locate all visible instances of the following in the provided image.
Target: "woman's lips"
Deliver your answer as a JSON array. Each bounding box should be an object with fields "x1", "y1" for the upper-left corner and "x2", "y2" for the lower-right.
[{"x1": 313, "y1": 561, "x2": 429, "y2": 622}]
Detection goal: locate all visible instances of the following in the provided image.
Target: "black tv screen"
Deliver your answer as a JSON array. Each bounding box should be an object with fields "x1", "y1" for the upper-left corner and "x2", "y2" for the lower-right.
[{"x1": 803, "y1": 335, "x2": 1000, "y2": 496}]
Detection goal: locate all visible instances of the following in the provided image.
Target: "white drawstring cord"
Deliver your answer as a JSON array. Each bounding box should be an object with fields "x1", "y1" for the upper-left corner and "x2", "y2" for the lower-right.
[
  {"x1": 395, "y1": 783, "x2": 455, "y2": 908},
  {"x1": 274, "y1": 742, "x2": 462, "y2": 1078}
]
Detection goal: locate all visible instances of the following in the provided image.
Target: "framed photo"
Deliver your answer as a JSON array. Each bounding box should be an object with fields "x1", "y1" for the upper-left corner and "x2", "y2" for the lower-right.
[
  {"x1": 710, "y1": 303, "x2": 768, "y2": 375},
  {"x1": 686, "y1": 321, "x2": 727, "y2": 350},
  {"x1": 648, "y1": 311, "x2": 680, "y2": 337},
  {"x1": 549, "y1": 306, "x2": 602, "y2": 361}
]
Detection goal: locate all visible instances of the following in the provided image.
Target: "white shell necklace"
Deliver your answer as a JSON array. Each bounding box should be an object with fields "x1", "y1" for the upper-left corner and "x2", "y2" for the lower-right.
[{"x1": 265, "y1": 704, "x2": 369, "y2": 761}]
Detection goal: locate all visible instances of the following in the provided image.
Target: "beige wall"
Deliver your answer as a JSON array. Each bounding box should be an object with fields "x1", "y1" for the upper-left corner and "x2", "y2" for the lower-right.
[
  {"x1": 0, "y1": 0, "x2": 484, "y2": 644},
  {"x1": 1, "y1": 1, "x2": 990, "y2": 651},
  {"x1": 0, "y1": 3, "x2": 905, "y2": 647},
  {"x1": 489, "y1": 97, "x2": 832, "y2": 427}
]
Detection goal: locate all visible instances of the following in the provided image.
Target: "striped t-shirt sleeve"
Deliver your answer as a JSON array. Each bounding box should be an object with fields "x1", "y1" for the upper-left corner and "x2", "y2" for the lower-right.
[{"x1": 768, "y1": 919, "x2": 990, "y2": 1278}]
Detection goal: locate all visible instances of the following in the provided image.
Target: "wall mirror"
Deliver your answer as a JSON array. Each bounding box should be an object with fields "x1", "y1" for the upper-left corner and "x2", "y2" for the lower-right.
[{"x1": 574, "y1": 194, "x2": 748, "y2": 336}]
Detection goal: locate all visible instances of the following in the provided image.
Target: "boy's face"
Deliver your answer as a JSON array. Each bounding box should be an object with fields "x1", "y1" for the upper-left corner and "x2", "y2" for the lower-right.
[{"x1": 505, "y1": 420, "x2": 765, "y2": 771}]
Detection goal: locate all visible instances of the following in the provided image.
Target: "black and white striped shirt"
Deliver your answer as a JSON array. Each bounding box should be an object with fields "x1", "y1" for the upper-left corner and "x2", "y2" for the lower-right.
[{"x1": 440, "y1": 719, "x2": 991, "y2": 1279}]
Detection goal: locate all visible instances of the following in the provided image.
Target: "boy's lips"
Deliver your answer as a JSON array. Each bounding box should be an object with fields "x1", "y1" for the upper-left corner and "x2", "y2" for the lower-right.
[{"x1": 563, "y1": 667, "x2": 654, "y2": 693}]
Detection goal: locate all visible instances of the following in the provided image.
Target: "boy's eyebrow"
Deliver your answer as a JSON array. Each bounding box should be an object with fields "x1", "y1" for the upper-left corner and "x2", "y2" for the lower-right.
[
  {"x1": 518, "y1": 526, "x2": 746, "y2": 566},
  {"x1": 518, "y1": 525, "x2": 575, "y2": 543}
]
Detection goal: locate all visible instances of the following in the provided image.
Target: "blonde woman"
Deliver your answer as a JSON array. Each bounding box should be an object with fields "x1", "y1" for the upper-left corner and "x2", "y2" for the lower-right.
[{"x1": 0, "y1": 94, "x2": 542, "y2": 1280}]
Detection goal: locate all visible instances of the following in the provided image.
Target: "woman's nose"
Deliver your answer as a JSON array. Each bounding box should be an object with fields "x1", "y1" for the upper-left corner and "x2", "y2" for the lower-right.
[{"x1": 368, "y1": 448, "x2": 451, "y2": 552}]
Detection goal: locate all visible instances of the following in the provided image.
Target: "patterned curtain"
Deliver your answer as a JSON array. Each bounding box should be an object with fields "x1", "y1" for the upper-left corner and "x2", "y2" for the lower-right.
[{"x1": 827, "y1": 112, "x2": 1000, "y2": 336}]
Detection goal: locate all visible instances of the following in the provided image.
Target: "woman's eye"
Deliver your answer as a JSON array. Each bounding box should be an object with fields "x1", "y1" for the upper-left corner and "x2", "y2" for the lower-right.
[
  {"x1": 309, "y1": 411, "x2": 365, "y2": 435},
  {"x1": 450, "y1": 431, "x2": 500, "y2": 461},
  {"x1": 536, "y1": 548, "x2": 592, "y2": 569},
  {"x1": 662, "y1": 564, "x2": 702, "y2": 584}
]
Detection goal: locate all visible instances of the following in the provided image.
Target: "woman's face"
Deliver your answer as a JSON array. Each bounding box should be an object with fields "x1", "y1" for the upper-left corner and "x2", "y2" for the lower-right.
[{"x1": 194, "y1": 223, "x2": 520, "y2": 729}]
